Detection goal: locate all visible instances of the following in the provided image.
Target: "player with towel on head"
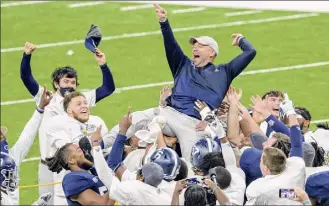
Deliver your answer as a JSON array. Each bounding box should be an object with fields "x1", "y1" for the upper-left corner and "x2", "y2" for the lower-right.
[
  {"x1": 20, "y1": 24, "x2": 116, "y2": 205},
  {"x1": 151, "y1": 3, "x2": 256, "y2": 160}
]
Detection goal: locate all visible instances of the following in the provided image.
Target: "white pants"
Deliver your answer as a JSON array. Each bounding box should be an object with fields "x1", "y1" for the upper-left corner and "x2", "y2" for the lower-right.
[
  {"x1": 159, "y1": 106, "x2": 205, "y2": 160},
  {"x1": 54, "y1": 194, "x2": 68, "y2": 205},
  {"x1": 53, "y1": 170, "x2": 68, "y2": 205},
  {"x1": 38, "y1": 162, "x2": 54, "y2": 205},
  {"x1": 128, "y1": 106, "x2": 205, "y2": 161}
]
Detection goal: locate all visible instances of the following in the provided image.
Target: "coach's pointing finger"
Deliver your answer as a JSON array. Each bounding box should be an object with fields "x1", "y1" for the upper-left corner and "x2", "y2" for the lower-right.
[{"x1": 153, "y1": 3, "x2": 167, "y2": 22}]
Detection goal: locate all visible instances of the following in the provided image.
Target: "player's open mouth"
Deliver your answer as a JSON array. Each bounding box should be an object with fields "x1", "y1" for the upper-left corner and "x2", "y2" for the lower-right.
[
  {"x1": 193, "y1": 54, "x2": 200, "y2": 59},
  {"x1": 273, "y1": 108, "x2": 280, "y2": 112},
  {"x1": 81, "y1": 109, "x2": 88, "y2": 114}
]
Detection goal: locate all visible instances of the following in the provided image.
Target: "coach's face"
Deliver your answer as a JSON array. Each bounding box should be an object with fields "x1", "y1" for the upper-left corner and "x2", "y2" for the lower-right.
[
  {"x1": 192, "y1": 42, "x2": 216, "y2": 67},
  {"x1": 67, "y1": 96, "x2": 89, "y2": 123}
]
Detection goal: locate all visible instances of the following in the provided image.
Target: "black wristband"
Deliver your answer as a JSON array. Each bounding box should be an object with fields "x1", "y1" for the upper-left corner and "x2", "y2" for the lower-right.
[{"x1": 36, "y1": 107, "x2": 44, "y2": 114}]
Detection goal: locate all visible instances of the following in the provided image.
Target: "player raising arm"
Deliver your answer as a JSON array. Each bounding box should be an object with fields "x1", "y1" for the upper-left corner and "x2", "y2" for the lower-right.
[
  {"x1": 20, "y1": 42, "x2": 115, "y2": 204},
  {"x1": 20, "y1": 43, "x2": 115, "y2": 105},
  {"x1": 1, "y1": 87, "x2": 52, "y2": 205}
]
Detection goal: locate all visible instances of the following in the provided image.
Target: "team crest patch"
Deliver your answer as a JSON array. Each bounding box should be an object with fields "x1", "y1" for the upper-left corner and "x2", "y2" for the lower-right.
[
  {"x1": 92, "y1": 177, "x2": 98, "y2": 183},
  {"x1": 86, "y1": 124, "x2": 96, "y2": 132},
  {"x1": 268, "y1": 120, "x2": 275, "y2": 127}
]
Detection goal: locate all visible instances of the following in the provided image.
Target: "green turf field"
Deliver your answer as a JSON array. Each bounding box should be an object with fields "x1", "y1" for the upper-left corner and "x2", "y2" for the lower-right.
[{"x1": 1, "y1": 1, "x2": 329, "y2": 204}]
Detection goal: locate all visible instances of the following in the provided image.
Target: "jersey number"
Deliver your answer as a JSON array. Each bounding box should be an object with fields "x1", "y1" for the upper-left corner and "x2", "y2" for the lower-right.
[{"x1": 98, "y1": 186, "x2": 107, "y2": 195}]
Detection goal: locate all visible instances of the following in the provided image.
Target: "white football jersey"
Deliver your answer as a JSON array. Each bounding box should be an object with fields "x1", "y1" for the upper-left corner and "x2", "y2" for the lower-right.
[
  {"x1": 33, "y1": 86, "x2": 96, "y2": 160},
  {"x1": 45, "y1": 114, "x2": 108, "y2": 197}
]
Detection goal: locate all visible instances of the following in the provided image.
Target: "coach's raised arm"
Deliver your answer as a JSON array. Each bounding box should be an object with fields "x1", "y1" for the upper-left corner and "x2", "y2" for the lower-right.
[{"x1": 153, "y1": 3, "x2": 256, "y2": 119}]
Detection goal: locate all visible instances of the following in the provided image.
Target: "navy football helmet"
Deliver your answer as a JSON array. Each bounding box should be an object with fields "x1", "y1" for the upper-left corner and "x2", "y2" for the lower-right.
[
  {"x1": 150, "y1": 148, "x2": 181, "y2": 181},
  {"x1": 190, "y1": 137, "x2": 221, "y2": 170},
  {"x1": 0, "y1": 139, "x2": 9, "y2": 154},
  {"x1": 0, "y1": 152, "x2": 18, "y2": 192}
]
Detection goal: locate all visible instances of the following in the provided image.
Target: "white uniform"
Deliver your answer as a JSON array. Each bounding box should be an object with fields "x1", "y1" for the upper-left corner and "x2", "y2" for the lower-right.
[
  {"x1": 221, "y1": 142, "x2": 246, "y2": 205},
  {"x1": 34, "y1": 86, "x2": 96, "y2": 205},
  {"x1": 1, "y1": 192, "x2": 14, "y2": 205},
  {"x1": 92, "y1": 147, "x2": 171, "y2": 205},
  {"x1": 123, "y1": 149, "x2": 146, "y2": 172},
  {"x1": 44, "y1": 113, "x2": 108, "y2": 205},
  {"x1": 7, "y1": 110, "x2": 43, "y2": 205},
  {"x1": 113, "y1": 106, "x2": 206, "y2": 161},
  {"x1": 306, "y1": 166, "x2": 329, "y2": 179},
  {"x1": 121, "y1": 164, "x2": 177, "y2": 198},
  {"x1": 246, "y1": 156, "x2": 306, "y2": 205},
  {"x1": 157, "y1": 106, "x2": 206, "y2": 160},
  {"x1": 101, "y1": 108, "x2": 160, "y2": 156},
  {"x1": 179, "y1": 142, "x2": 246, "y2": 205}
]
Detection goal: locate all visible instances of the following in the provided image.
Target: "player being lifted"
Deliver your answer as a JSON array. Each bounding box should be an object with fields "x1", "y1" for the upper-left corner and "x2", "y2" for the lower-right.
[{"x1": 150, "y1": 3, "x2": 257, "y2": 160}]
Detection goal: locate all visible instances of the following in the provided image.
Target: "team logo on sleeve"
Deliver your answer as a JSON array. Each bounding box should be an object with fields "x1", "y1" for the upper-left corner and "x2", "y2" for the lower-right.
[
  {"x1": 86, "y1": 124, "x2": 96, "y2": 133},
  {"x1": 92, "y1": 177, "x2": 98, "y2": 183},
  {"x1": 80, "y1": 125, "x2": 87, "y2": 135}
]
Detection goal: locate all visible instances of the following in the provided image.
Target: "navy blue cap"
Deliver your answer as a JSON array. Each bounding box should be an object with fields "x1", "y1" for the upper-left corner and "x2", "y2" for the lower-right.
[
  {"x1": 305, "y1": 171, "x2": 329, "y2": 199},
  {"x1": 239, "y1": 148, "x2": 263, "y2": 185},
  {"x1": 84, "y1": 24, "x2": 102, "y2": 53}
]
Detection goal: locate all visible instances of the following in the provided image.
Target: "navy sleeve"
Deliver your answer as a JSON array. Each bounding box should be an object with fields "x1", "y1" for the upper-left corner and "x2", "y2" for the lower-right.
[
  {"x1": 159, "y1": 20, "x2": 188, "y2": 78},
  {"x1": 95, "y1": 64, "x2": 115, "y2": 103},
  {"x1": 289, "y1": 125, "x2": 303, "y2": 158},
  {"x1": 265, "y1": 115, "x2": 290, "y2": 136},
  {"x1": 266, "y1": 126, "x2": 274, "y2": 138},
  {"x1": 225, "y1": 38, "x2": 256, "y2": 80},
  {"x1": 20, "y1": 53, "x2": 39, "y2": 96},
  {"x1": 107, "y1": 134, "x2": 127, "y2": 171},
  {"x1": 62, "y1": 173, "x2": 94, "y2": 198}
]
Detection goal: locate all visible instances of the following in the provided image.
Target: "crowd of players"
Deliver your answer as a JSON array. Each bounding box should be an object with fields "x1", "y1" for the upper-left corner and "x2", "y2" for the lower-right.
[{"x1": 1, "y1": 3, "x2": 328, "y2": 206}]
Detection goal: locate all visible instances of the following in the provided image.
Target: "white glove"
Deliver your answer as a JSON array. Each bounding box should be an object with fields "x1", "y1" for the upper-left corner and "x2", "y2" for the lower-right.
[
  {"x1": 204, "y1": 125, "x2": 217, "y2": 139},
  {"x1": 31, "y1": 192, "x2": 52, "y2": 206},
  {"x1": 199, "y1": 107, "x2": 213, "y2": 121},
  {"x1": 279, "y1": 92, "x2": 296, "y2": 117},
  {"x1": 148, "y1": 116, "x2": 166, "y2": 133},
  {"x1": 135, "y1": 130, "x2": 156, "y2": 147},
  {"x1": 208, "y1": 117, "x2": 226, "y2": 139}
]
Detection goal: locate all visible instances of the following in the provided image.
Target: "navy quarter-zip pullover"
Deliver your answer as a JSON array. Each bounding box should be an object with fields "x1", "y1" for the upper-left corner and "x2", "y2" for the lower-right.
[{"x1": 159, "y1": 19, "x2": 257, "y2": 119}]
